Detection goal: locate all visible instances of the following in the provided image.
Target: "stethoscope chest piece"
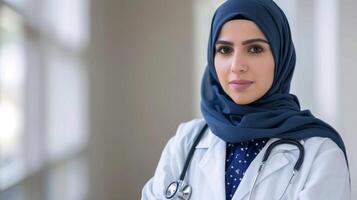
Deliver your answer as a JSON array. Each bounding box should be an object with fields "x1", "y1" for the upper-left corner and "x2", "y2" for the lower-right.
[
  {"x1": 180, "y1": 184, "x2": 192, "y2": 200},
  {"x1": 165, "y1": 181, "x2": 179, "y2": 198},
  {"x1": 165, "y1": 181, "x2": 192, "y2": 200}
]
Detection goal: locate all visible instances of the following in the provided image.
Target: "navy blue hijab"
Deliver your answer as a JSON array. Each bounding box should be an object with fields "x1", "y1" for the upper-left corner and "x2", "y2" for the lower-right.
[{"x1": 200, "y1": 0, "x2": 348, "y2": 160}]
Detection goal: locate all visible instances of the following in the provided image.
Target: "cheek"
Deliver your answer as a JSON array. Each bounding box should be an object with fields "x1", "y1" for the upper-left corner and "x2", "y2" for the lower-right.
[
  {"x1": 267, "y1": 60, "x2": 275, "y2": 84},
  {"x1": 214, "y1": 57, "x2": 226, "y2": 82},
  {"x1": 214, "y1": 57, "x2": 231, "y2": 78},
  {"x1": 258, "y1": 60, "x2": 275, "y2": 88}
]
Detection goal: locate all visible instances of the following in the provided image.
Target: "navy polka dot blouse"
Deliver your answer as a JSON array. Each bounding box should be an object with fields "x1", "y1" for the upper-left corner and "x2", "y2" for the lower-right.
[{"x1": 225, "y1": 138, "x2": 269, "y2": 200}]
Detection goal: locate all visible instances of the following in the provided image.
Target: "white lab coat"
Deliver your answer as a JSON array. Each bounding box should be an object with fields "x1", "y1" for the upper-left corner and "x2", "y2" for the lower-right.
[{"x1": 142, "y1": 118, "x2": 350, "y2": 200}]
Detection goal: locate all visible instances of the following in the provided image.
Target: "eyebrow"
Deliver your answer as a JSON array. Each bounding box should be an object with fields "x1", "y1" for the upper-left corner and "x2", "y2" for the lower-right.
[{"x1": 215, "y1": 38, "x2": 269, "y2": 46}]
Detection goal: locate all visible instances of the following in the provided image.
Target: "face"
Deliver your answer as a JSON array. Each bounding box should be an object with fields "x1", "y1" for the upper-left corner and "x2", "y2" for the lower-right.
[{"x1": 214, "y1": 19, "x2": 275, "y2": 105}]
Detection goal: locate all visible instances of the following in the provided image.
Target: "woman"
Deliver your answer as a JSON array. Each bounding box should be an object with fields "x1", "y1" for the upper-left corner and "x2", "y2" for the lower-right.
[{"x1": 142, "y1": 0, "x2": 350, "y2": 199}]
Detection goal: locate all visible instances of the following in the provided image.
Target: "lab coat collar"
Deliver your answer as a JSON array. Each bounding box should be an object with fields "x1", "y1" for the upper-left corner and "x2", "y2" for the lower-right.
[
  {"x1": 197, "y1": 128, "x2": 226, "y2": 200},
  {"x1": 194, "y1": 127, "x2": 214, "y2": 149},
  {"x1": 195, "y1": 128, "x2": 301, "y2": 200}
]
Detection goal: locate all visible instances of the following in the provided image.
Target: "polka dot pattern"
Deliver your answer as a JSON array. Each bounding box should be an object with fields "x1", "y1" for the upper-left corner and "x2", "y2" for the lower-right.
[{"x1": 225, "y1": 138, "x2": 268, "y2": 200}]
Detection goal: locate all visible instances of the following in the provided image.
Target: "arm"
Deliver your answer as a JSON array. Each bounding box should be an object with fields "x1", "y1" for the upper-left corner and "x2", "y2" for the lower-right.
[
  {"x1": 298, "y1": 139, "x2": 350, "y2": 200},
  {"x1": 141, "y1": 123, "x2": 186, "y2": 200}
]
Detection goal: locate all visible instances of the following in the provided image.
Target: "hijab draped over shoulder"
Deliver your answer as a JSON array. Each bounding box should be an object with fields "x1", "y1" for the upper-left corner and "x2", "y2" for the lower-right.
[{"x1": 200, "y1": 0, "x2": 348, "y2": 161}]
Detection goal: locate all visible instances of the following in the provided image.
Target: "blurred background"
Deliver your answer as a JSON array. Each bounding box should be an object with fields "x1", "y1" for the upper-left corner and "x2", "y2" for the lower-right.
[{"x1": 0, "y1": 0, "x2": 355, "y2": 199}]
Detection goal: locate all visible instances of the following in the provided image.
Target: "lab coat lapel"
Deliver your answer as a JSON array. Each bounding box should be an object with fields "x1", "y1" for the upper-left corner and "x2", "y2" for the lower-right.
[
  {"x1": 233, "y1": 138, "x2": 298, "y2": 200},
  {"x1": 197, "y1": 129, "x2": 226, "y2": 200}
]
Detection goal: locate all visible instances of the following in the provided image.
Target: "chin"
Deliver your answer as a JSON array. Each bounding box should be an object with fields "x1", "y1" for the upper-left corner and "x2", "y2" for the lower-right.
[
  {"x1": 225, "y1": 88, "x2": 257, "y2": 105},
  {"x1": 231, "y1": 97, "x2": 254, "y2": 105},
  {"x1": 234, "y1": 101, "x2": 252, "y2": 105}
]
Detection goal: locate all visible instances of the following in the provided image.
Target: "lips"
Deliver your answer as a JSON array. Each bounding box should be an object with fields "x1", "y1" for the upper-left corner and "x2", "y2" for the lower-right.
[
  {"x1": 229, "y1": 80, "x2": 253, "y2": 84},
  {"x1": 229, "y1": 80, "x2": 253, "y2": 91}
]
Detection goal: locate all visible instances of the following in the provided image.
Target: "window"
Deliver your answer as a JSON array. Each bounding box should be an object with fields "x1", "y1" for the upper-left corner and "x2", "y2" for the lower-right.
[
  {"x1": 0, "y1": 4, "x2": 26, "y2": 190},
  {"x1": 0, "y1": 1, "x2": 89, "y2": 198}
]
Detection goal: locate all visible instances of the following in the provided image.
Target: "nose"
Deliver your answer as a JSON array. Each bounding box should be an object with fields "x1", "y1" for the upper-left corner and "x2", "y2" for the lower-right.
[{"x1": 230, "y1": 51, "x2": 248, "y2": 73}]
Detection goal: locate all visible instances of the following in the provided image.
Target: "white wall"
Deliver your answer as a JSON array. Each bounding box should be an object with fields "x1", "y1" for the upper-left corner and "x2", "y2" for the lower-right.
[
  {"x1": 192, "y1": 0, "x2": 225, "y2": 116},
  {"x1": 87, "y1": 1, "x2": 194, "y2": 199},
  {"x1": 338, "y1": 0, "x2": 357, "y2": 197}
]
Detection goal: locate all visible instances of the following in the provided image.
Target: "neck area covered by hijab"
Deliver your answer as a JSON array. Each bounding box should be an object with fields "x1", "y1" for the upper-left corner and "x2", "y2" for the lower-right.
[{"x1": 200, "y1": 0, "x2": 348, "y2": 162}]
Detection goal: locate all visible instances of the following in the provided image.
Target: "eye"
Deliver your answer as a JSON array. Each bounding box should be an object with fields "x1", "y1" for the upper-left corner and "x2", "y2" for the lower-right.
[
  {"x1": 216, "y1": 46, "x2": 233, "y2": 55},
  {"x1": 248, "y1": 45, "x2": 264, "y2": 54}
]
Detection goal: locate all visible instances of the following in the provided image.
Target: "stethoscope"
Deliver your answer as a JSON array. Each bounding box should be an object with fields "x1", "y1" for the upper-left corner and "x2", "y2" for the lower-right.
[{"x1": 165, "y1": 124, "x2": 305, "y2": 200}]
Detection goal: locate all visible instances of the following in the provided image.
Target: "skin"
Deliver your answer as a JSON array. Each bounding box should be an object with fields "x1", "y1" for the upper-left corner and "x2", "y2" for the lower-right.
[{"x1": 214, "y1": 19, "x2": 275, "y2": 105}]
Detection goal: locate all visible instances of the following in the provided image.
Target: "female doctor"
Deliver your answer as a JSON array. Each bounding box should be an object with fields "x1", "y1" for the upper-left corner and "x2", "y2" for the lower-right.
[{"x1": 142, "y1": 0, "x2": 350, "y2": 199}]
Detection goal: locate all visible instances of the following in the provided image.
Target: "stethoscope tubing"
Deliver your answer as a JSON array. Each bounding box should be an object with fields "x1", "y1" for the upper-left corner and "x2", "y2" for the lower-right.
[
  {"x1": 248, "y1": 138, "x2": 305, "y2": 200},
  {"x1": 166, "y1": 123, "x2": 305, "y2": 200},
  {"x1": 263, "y1": 138, "x2": 305, "y2": 171},
  {"x1": 179, "y1": 124, "x2": 208, "y2": 181}
]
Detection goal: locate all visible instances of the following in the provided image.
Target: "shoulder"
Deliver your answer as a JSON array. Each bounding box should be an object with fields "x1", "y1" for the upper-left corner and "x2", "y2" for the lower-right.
[
  {"x1": 175, "y1": 118, "x2": 206, "y2": 137},
  {"x1": 158, "y1": 118, "x2": 208, "y2": 157},
  {"x1": 297, "y1": 137, "x2": 350, "y2": 199},
  {"x1": 173, "y1": 118, "x2": 207, "y2": 148},
  {"x1": 141, "y1": 118, "x2": 206, "y2": 199},
  {"x1": 301, "y1": 136, "x2": 349, "y2": 173},
  {"x1": 303, "y1": 136, "x2": 345, "y2": 157}
]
